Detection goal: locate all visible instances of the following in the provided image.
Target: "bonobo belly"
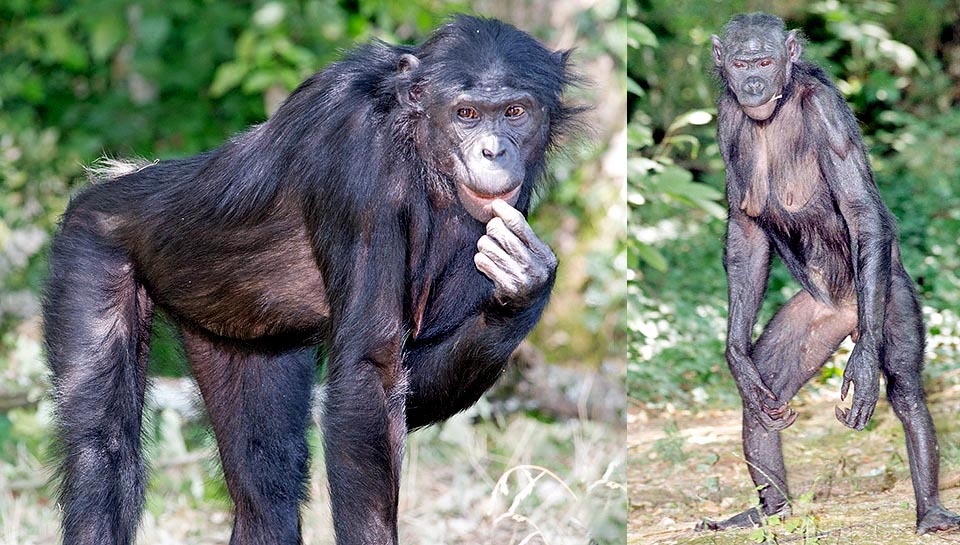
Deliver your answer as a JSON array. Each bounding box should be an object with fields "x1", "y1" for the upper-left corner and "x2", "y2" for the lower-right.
[
  {"x1": 138, "y1": 231, "x2": 330, "y2": 343},
  {"x1": 761, "y1": 202, "x2": 856, "y2": 306}
]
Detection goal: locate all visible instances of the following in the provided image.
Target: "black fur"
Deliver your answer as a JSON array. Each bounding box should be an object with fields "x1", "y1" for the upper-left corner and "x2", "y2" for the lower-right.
[{"x1": 43, "y1": 15, "x2": 578, "y2": 545}]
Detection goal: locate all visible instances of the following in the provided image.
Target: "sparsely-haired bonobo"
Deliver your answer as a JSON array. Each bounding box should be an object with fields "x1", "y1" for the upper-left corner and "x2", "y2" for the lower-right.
[
  {"x1": 699, "y1": 13, "x2": 960, "y2": 534},
  {"x1": 43, "y1": 16, "x2": 580, "y2": 545}
]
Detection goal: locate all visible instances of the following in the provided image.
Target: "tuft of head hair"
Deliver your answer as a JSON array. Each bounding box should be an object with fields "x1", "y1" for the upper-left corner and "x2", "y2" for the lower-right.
[
  {"x1": 85, "y1": 157, "x2": 157, "y2": 183},
  {"x1": 721, "y1": 13, "x2": 787, "y2": 42},
  {"x1": 417, "y1": 15, "x2": 585, "y2": 125}
]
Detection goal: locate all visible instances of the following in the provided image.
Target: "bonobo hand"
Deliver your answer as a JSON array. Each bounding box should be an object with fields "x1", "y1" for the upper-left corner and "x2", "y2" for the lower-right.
[
  {"x1": 474, "y1": 199, "x2": 557, "y2": 305},
  {"x1": 727, "y1": 350, "x2": 796, "y2": 431},
  {"x1": 835, "y1": 344, "x2": 880, "y2": 430}
]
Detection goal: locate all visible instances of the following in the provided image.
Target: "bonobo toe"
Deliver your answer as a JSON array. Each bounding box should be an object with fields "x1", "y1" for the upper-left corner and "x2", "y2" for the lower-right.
[{"x1": 917, "y1": 505, "x2": 960, "y2": 534}]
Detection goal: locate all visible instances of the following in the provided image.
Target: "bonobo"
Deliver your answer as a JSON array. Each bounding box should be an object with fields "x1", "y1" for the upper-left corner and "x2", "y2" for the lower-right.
[
  {"x1": 43, "y1": 16, "x2": 580, "y2": 545},
  {"x1": 698, "y1": 13, "x2": 960, "y2": 534}
]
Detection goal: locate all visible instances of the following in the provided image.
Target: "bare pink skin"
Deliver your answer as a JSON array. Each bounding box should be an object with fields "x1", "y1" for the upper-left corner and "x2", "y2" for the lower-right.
[
  {"x1": 456, "y1": 183, "x2": 521, "y2": 222},
  {"x1": 742, "y1": 94, "x2": 783, "y2": 121}
]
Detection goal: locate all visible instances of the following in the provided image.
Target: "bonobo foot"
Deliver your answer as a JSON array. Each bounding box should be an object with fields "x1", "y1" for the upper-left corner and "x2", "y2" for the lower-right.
[
  {"x1": 917, "y1": 505, "x2": 960, "y2": 534},
  {"x1": 696, "y1": 505, "x2": 791, "y2": 531}
]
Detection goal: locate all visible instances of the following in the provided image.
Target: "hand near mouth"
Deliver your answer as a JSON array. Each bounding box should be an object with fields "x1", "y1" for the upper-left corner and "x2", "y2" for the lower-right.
[{"x1": 473, "y1": 199, "x2": 557, "y2": 305}]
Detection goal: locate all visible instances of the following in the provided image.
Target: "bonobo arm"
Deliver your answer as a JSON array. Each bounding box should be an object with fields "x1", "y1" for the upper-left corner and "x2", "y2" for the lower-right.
[
  {"x1": 724, "y1": 205, "x2": 795, "y2": 430},
  {"x1": 810, "y1": 92, "x2": 894, "y2": 430},
  {"x1": 404, "y1": 200, "x2": 556, "y2": 429}
]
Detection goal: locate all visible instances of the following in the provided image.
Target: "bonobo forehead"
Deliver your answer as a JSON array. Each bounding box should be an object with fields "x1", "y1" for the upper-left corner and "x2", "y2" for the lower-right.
[
  {"x1": 727, "y1": 35, "x2": 783, "y2": 60},
  {"x1": 454, "y1": 88, "x2": 536, "y2": 108},
  {"x1": 417, "y1": 15, "x2": 566, "y2": 105},
  {"x1": 720, "y1": 13, "x2": 787, "y2": 59}
]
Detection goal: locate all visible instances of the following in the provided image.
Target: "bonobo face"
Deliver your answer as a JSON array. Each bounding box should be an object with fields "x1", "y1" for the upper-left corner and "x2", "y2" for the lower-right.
[
  {"x1": 444, "y1": 89, "x2": 544, "y2": 222},
  {"x1": 712, "y1": 28, "x2": 801, "y2": 121}
]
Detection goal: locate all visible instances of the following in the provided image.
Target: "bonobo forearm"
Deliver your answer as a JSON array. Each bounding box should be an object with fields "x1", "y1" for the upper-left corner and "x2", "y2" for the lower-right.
[
  {"x1": 404, "y1": 287, "x2": 551, "y2": 429},
  {"x1": 850, "y1": 214, "x2": 894, "y2": 349},
  {"x1": 723, "y1": 216, "x2": 771, "y2": 359}
]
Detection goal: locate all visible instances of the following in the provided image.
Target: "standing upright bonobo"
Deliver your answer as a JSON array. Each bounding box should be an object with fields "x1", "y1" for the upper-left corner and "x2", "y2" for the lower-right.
[
  {"x1": 43, "y1": 16, "x2": 580, "y2": 545},
  {"x1": 700, "y1": 13, "x2": 960, "y2": 534}
]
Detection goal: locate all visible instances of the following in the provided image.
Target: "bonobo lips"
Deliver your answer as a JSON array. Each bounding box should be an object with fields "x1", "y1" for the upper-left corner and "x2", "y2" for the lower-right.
[
  {"x1": 741, "y1": 93, "x2": 783, "y2": 121},
  {"x1": 456, "y1": 183, "x2": 522, "y2": 222}
]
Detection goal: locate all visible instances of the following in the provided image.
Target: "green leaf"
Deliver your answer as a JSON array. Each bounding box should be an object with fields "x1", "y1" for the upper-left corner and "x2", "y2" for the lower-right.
[
  {"x1": 209, "y1": 61, "x2": 247, "y2": 97},
  {"x1": 242, "y1": 69, "x2": 281, "y2": 93},
  {"x1": 627, "y1": 124, "x2": 653, "y2": 150},
  {"x1": 635, "y1": 242, "x2": 667, "y2": 272},
  {"x1": 90, "y1": 17, "x2": 126, "y2": 61},
  {"x1": 627, "y1": 21, "x2": 657, "y2": 48}
]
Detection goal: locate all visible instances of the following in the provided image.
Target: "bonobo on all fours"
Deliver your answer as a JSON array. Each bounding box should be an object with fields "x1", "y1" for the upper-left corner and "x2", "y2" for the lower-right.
[
  {"x1": 43, "y1": 16, "x2": 581, "y2": 545},
  {"x1": 701, "y1": 13, "x2": 960, "y2": 534}
]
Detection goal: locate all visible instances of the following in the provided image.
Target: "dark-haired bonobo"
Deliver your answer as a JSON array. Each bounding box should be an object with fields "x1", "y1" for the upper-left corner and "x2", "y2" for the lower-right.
[
  {"x1": 43, "y1": 16, "x2": 580, "y2": 545},
  {"x1": 698, "y1": 13, "x2": 960, "y2": 534}
]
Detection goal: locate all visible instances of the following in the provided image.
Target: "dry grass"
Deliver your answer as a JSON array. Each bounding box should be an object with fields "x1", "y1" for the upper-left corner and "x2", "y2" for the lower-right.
[
  {"x1": 628, "y1": 385, "x2": 960, "y2": 545},
  {"x1": 0, "y1": 406, "x2": 624, "y2": 545}
]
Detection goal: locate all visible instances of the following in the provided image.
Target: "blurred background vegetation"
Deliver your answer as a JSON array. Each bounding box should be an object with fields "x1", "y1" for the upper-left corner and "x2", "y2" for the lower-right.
[
  {"x1": 0, "y1": 1, "x2": 626, "y2": 543},
  {"x1": 629, "y1": 0, "x2": 960, "y2": 408}
]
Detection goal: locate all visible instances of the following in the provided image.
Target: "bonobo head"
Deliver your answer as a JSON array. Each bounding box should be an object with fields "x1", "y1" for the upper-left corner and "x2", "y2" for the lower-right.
[
  {"x1": 712, "y1": 13, "x2": 802, "y2": 121},
  {"x1": 397, "y1": 16, "x2": 576, "y2": 222}
]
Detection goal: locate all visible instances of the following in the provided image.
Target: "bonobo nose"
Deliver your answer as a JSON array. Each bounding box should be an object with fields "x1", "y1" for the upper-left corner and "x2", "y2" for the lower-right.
[
  {"x1": 482, "y1": 147, "x2": 507, "y2": 160},
  {"x1": 479, "y1": 136, "x2": 508, "y2": 161},
  {"x1": 744, "y1": 78, "x2": 765, "y2": 95}
]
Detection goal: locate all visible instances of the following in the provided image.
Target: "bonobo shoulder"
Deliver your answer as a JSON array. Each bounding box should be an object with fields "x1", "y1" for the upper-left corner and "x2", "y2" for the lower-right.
[{"x1": 800, "y1": 77, "x2": 858, "y2": 160}]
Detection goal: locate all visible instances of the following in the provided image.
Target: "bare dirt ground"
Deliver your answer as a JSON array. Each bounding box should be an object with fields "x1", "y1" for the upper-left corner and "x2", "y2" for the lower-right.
[{"x1": 628, "y1": 383, "x2": 960, "y2": 545}]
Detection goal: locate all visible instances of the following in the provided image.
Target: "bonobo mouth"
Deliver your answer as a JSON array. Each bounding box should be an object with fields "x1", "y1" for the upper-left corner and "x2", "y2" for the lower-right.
[
  {"x1": 456, "y1": 183, "x2": 522, "y2": 222},
  {"x1": 741, "y1": 93, "x2": 784, "y2": 121}
]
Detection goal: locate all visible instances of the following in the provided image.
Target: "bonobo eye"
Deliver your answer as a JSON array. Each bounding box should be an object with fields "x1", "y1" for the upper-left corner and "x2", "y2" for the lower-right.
[
  {"x1": 457, "y1": 107, "x2": 479, "y2": 120},
  {"x1": 733, "y1": 61, "x2": 746, "y2": 69},
  {"x1": 504, "y1": 105, "x2": 525, "y2": 118},
  {"x1": 760, "y1": 59, "x2": 772, "y2": 67}
]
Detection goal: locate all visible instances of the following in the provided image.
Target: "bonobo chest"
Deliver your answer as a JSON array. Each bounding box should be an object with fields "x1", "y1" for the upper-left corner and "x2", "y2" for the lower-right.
[{"x1": 736, "y1": 98, "x2": 822, "y2": 218}]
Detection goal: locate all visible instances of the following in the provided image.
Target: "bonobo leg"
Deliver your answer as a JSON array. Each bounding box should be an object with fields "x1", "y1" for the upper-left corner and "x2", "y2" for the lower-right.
[
  {"x1": 183, "y1": 331, "x2": 314, "y2": 545},
  {"x1": 699, "y1": 291, "x2": 856, "y2": 531},
  {"x1": 324, "y1": 337, "x2": 407, "y2": 545},
  {"x1": 44, "y1": 215, "x2": 153, "y2": 545},
  {"x1": 881, "y1": 272, "x2": 960, "y2": 534}
]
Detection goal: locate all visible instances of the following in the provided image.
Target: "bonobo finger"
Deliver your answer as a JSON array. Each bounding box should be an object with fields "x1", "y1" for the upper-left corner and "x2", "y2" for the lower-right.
[
  {"x1": 849, "y1": 398, "x2": 875, "y2": 430},
  {"x1": 477, "y1": 235, "x2": 516, "y2": 271},
  {"x1": 757, "y1": 408, "x2": 795, "y2": 432},
  {"x1": 784, "y1": 408, "x2": 798, "y2": 428},
  {"x1": 485, "y1": 217, "x2": 531, "y2": 259},
  {"x1": 835, "y1": 406, "x2": 848, "y2": 425},
  {"x1": 491, "y1": 199, "x2": 538, "y2": 247},
  {"x1": 756, "y1": 381, "x2": 778, "y2": 401},
  {"x1": 761, "y1": 400, "x2": 789, "y2": 417},
  {"x1": 474, "y1": 252, "x2": 501, "y2": 281},
  {"x1": 475, "y1": 252, "x2": 520, "y2": 297}
]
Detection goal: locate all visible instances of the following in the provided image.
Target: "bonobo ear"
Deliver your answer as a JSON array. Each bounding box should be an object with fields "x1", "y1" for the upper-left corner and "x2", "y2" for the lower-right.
[
  {"x1": 551, "y1": 49, "x2": 572, "y2": 69},
  {"x1": 711, "y1": 35, "x2": 724, "y2": 67},
  {"x1": 785, "y1": 30, "x2": 802, "y2": 62},
  {"x1": 398, "y1": 53, "x2": 420, "y2": 73},
  {"x1": 396, "y1": 53, "x2": 423, "y2": 107}
]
